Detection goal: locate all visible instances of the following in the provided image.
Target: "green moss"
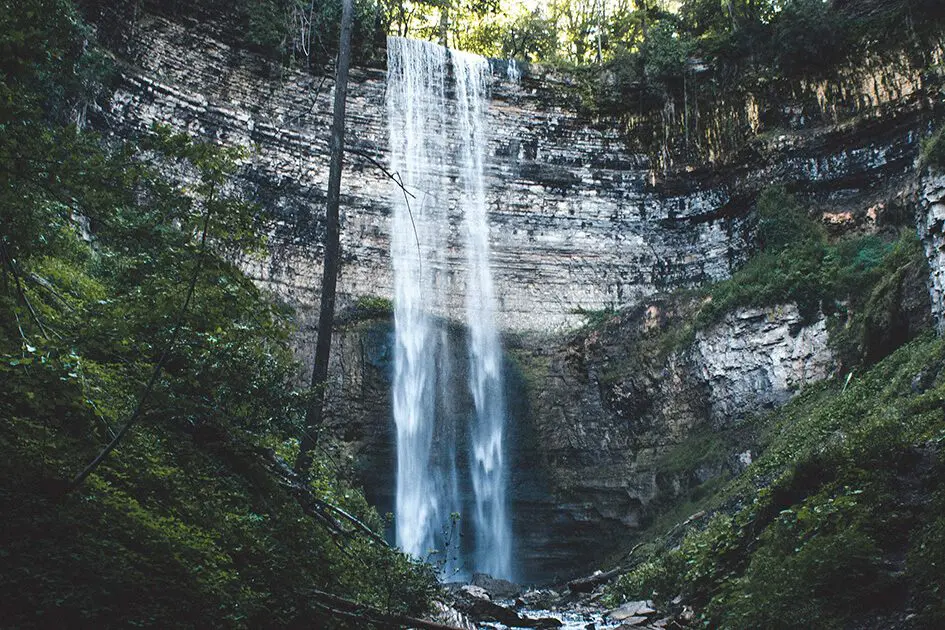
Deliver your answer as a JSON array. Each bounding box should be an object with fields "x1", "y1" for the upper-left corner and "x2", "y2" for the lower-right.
[
  {"x1": 339, "y1": 295, "x2": 394, "y2": 325},
  {"x1": 909, "y1": 510, "x2": 945, "y2": 627},
  {"x1": 920, "y1": 124, "x2": 945, "y2": 171},
  {"x1": 696, "y1": 187, "x2": 899, "y2": 329},
  {"x1": 572, "y1": 305, "x2": 621, "y2": 331},
  {"x1": 693, "y1": 188, "x2": 926, "y2": 374},
  {"x1": 607, "y1": 334, "x2": 945, "y2": 627}
]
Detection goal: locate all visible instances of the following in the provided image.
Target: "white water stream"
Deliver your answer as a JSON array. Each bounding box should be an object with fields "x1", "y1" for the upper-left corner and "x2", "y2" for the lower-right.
[{"x1": 387, "y1": 36, "x2": 511, "y2": 579}]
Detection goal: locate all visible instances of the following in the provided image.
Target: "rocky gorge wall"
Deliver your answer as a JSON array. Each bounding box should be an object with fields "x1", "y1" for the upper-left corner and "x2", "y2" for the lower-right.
[
  {"x1": 324, "y1": 299, "x2": 852, "y2": 580},
  {"x1": 93, "y1": 13, "x2": 945, "y2": 582},
  {"x1": 97, "y1": 15, "x2": 944, "y2": 346}
]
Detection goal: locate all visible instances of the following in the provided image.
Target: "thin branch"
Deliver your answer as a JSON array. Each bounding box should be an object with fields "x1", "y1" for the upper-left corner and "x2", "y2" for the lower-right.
[
  {"x1": 311, "y1": 589, "x2": 465, "y2": 630},
  {"x1": 284, "y1": 75, "x2": 331, "y2": 127},
  {"x1": 345, "y1": 145, "x2": 423, "y2": 264},
  {"x1": 313, "y1": 497, "x2": 389, "y2": 547},
  {"x1": 346, "y1": 147, "x2": 416, "y2": 199},
  {"x1": 255, "y1": 446, "x2": 389, "y2": 547},
  {"x1": 26, "y1": 271, "x2": 75, "y2": 312},
  {"x1": 65, "y1": 185, "x2": 217, "y2": 494},
  {"x1": 12, "y1": 309, "x2": 27, "y2": 345},
  {"x1": 1, "y1": 241, "x2": 52, "y2": 339}
]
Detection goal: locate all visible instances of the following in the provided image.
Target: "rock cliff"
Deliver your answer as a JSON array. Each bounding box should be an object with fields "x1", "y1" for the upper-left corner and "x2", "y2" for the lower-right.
[
  {"x1": 97, "y1": 15, "x2": 943, "y2": 345},
  {"x1": 503, "y1": 300, "x2": 838, "y2": 578},
  {"x1": 918, "y1": 172, "x2": 945, "y2": 331},
  {"x1": 93, "y1": 13, "x2": 945, "y2": 582}
]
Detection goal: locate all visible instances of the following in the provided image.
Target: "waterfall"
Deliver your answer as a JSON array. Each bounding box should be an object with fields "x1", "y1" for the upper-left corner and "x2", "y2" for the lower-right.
[{"x1": 387, "y1": 36, "x2": 512, "y2": 580}]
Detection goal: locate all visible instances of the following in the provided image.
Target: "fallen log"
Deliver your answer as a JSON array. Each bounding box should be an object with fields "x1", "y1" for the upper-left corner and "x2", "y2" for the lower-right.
[{"x1": 312, "y1": 589, "x2": 466, "y2": 630}]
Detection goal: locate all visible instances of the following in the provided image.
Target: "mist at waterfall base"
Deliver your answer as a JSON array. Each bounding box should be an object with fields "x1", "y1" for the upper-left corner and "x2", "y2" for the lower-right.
[{"x1": 387, "y1": 37, "x2": 513, "y2": 581}]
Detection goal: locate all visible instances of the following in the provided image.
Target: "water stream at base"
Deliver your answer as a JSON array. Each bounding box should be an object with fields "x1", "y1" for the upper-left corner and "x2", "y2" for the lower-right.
[{"x1": 387, "y1": 36, "x2": 512, "y2": 580}]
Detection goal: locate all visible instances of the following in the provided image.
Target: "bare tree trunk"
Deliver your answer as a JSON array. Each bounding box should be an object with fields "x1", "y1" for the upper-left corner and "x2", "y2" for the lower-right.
[{"x1": 296, "y1": 0, "x2": 354, "y2": 474}]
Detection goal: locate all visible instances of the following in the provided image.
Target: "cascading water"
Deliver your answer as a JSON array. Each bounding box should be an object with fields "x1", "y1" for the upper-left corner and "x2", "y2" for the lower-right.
[
  {"x1": 453, "y1": 51, "x2": 512, "y2": 580},
  {"x1": 387, "y1": 36, "x2": 512, "y2": 580},
  {"x1": 387, "y1": 37, "x2": 455, "y2": 568}
]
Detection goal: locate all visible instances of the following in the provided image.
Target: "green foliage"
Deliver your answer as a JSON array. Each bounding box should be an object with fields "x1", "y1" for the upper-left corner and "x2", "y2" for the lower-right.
[
  {"x1": 754, "y1": 186, "x2": 824, "y2": 252},
  {"x1": 829, "y1": 234, "x2": 929, "y2": 367},
  {"x1": 84, "y1": 0, "x2": 384, "y2": 67},
  {"x1": 602, "y1": 181, "x2": 937, "y2": 626},
  {"x1": 909, "y1": 508, "x2": 945, "y2": 627},
  {"x1": 641, "y1": 19, "x2": 693, "y2": 85},
  {"x1": 351, "y1": 294, "x2": 395, "y2": 318},
  {"x1": 500, "y1": 9, "x2": 559, "y2": 61},
  {"x1": 920, "y1": 125, "x2": 945, "y2": 171},
  {"x1": 608, "y1": 334, "x2": 945, "y2": 628},
  {"x1": 696, "y1": 187, "x2": 921, "y2": 353},
  {"x1": 0, "y1": 2, "x2": 437, "y2": 626},
  {"x1": 574, "y1": 304, "x2": 619, "y2": 330}
]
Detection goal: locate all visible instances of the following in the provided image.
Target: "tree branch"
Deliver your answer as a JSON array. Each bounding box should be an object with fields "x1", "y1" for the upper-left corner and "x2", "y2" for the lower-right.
[
  {"x1": 311, "y1": 589, "x2": 465, "y2": 630},
  {"x1": 255, "y1": 446, "x2": 389, "y2": 547},
  {"x1": 65, "y1": 185, "x2": 217, "y2": 494},
  {"x1": 1, "y1": 240, "x2": 52, "y2": 339},
  {"x1": 346, "y1": 145, "x2": 423, "y2": 265}
]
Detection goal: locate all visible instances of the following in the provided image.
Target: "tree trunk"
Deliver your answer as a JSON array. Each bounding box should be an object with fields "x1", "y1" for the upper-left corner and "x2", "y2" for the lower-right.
[{"x1": 296, "y1": 0, "x2": 354, "y2": 473}]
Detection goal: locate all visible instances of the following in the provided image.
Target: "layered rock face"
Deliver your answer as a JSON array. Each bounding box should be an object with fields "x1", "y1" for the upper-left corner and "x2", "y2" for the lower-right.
[
  {"x1": 692, "y1": 306, "x2": 835, "y2": 424},
  {"x1": 322, "y1": 303, "x2": 840, "y2": 580},
  {"x1": 95, "y1": 13, "x2": 945, "y2": 582},
  {"x1": 504, "y1": 301, "x2": 838, "y2": 578},
  {"x1": 918, "y1": 173, "x2": 945, "y2": 332},
  {"x1": 99, "y1": 16, "x2": 941, "y2": 345}
]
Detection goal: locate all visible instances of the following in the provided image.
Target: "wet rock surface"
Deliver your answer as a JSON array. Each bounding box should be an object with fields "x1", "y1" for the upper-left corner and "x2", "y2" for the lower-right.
[{"x1": 445, "y1": 576, "x2": 672, "y2": 630}]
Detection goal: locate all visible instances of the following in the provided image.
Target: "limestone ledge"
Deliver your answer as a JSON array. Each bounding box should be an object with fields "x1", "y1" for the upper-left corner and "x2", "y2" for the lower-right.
[{"x1": 692, "y1": 305, "x2": 835, "y2": 425}]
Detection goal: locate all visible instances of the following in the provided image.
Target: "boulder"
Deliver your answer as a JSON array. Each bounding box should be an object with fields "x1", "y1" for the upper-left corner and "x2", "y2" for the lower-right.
[
  {"x1": 517, "y1": 588, "x2": 560, "y2": 610},
  {"x1": 452, "y1": 584, "x2": 561, "y2": 629},
  {"x1": 608, "y1": 600, "x2": 656, "y2": 621},
  {"x1": 471, "y1": 572, "x2": 522, "y2": 599}
]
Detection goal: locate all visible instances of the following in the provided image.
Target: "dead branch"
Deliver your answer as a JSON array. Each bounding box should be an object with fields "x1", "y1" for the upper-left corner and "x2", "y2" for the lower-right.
[
  {"x1": 26, "y1": 271, "x2": 75, "y2": 312},
  {"x1": 311, "y1": 589, "x2": 465, "y2": 630},
  {"x1": 256, "y1": 446, "x2": 389, "y2": 547},
  {"x1": 284, "y1": 74, "x2": 331, "y2": 127},
  {"x1": 346, "y1": 146, "x2": 416, "y2": 200},
  {"x1": 345, "y1": 144, "x2": 422, "y2": 263},
  {"x1": 568, "y1": 566, "x2": 625, "y2": 593}
]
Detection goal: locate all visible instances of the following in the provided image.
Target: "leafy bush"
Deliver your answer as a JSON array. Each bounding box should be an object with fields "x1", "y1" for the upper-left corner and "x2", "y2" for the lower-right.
[
  {"x1": 909, "y1": 512, "x2": 945, "y2": 628},
  {"x1": 920, "y1": 125, "x2": 945, "y2": 171},
  {"x1": 81, "y1": 0, "x2": 384, "y2": 66},
  {"x1": 696, "y1": 187, "x2": 924, "y2": 360}
]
